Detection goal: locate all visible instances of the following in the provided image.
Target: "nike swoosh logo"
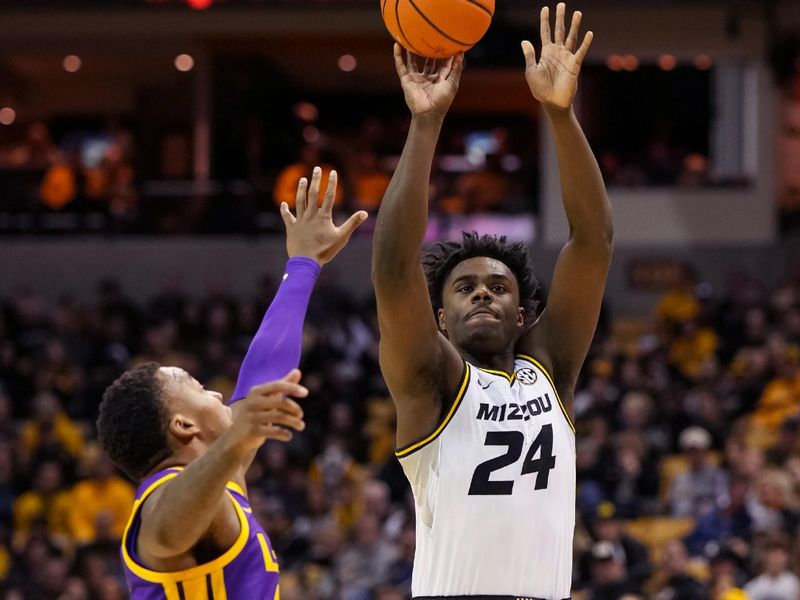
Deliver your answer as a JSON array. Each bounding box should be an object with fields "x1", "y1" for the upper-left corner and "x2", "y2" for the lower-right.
[{"x1": 478, "y1": 379, "x2": 494, "y2": 390}]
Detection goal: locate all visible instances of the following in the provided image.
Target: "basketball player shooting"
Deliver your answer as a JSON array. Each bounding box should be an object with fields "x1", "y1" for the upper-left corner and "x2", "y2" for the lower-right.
[
  {"x1": 97, "y1": 169, "x2": 366, "y2": 600},
  {"x1": 372, "y1": 4, "x2": 612, "y2": 599}
]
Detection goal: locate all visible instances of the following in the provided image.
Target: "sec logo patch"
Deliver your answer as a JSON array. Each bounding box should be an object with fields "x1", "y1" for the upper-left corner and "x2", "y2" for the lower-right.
[{"x1": 517, "y1": 367, "x2": 537, "y2": 385}]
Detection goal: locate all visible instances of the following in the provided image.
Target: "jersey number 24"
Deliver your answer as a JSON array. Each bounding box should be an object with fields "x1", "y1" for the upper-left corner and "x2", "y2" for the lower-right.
[{"x1": 468, "y1": 425, "x2": 556, "y2": 495}]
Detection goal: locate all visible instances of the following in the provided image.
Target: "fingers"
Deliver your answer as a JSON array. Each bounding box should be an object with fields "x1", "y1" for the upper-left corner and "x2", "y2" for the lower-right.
[
  {"x1": 540, "y1": 6, "x2": 551, "y2": 47},
  {"x1": 521, "y1": 40, "x2": 537, "y2": 68},
  {"x1": 249, "y1": 379, "x2": 309, "y2": 399},
  {"x1": 554, "y1": 2, "x2": 566, "y2": 45},
  {"x1": 446, "y1": 53, "x2": 465, "y2": 91},
  {"x1": 393, "y1": 43, "x2": 409, "y2": 78},
  {"x1": 321, "y1": 170, "x2": 338, "y2": 214},
  {"x1": 306, "y1": 166, "x2": 322, "y2": 214},
  {"x1": 295, "y1": 177, "x2": 307, "y2": 220},
  {"x1": 279, "y1": 202, "x2": 296, "y2": 229},
  {"x1": 574, "y1": 31, "x2": 593, "y2": 65},
  {"x1": 565, "y1": 10, "x2": 582, "y2": 52},
  {"x1": 337, "y1": 210, "x2": 368, "y2": 241},
  {"x1": 282, "y1": 368, "x2": 302, "y2": 384},
  {"x1": 261, "y1": 408, "x2": 305, "y2": 432}
]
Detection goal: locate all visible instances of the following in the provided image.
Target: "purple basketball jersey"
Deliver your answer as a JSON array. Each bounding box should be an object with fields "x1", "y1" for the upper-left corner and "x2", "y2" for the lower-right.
[{"x1": 121, "y1": 468, "x2": 281, "y2": 600}]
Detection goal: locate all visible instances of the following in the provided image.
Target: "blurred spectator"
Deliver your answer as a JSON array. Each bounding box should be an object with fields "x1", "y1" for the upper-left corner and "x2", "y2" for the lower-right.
[
  {"x1": 585, "y1": 540, "x2": 640, "y2": 600},
  {"x1": 12, "y1": 461, "x2": 72, "y2": 551},
  {"x1": 351, "y1": 150, "x2": 389, "y2": 212},
  {"x1": 5, "y1": 123, "x2": 60, "y2": 171},
  {"x1": 335, "y1": 513, "x2": 397, "y2": 600},
  {"x1": 654, "y1": 540, "x2": 707, "y2": 600},
  {"x1": 274, "y1": 145, "x2": 341, "y2": 209},
  {"x1": 577, "y1": 502, "x2": 651, "y2": 592},
  {"x1": 19, "y1": 392, "x2": 84, "y2": 465},
  {"x1": 743, "y1": 540, "x2": 800, "y2": 600},
  {"x1": 684, "y1": 476, "x2": 752, "y2": 556},
  {"x1": 67, "y1": 445, "x2": 134, "y2": 545},
  {"x1": 668, "y1": 426, "x2": 728, "y2": 518}
]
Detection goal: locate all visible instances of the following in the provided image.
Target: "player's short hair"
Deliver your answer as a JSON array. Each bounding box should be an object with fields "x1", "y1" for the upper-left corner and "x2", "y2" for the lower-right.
[
  {"x1": 422, "y1": 231, "x2": 541, "y2": 324},
  {"x1": 97, "y1": 362, "x2": 172, "y2": 481}
]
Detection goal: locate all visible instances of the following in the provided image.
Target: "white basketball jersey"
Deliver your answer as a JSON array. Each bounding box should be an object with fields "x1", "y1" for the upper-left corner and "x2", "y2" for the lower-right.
[{"x1": 397, "y1": 354, "x2": 576, "y2": 599}]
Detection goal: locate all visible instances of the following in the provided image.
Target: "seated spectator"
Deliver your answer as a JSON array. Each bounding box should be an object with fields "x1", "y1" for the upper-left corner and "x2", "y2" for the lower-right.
[
  {"x1": 335, "y1": 513, "x2": 397, "y2": 600},
  {"x1": 668, "y1": 426, "x2": 728, "y2": 518},
  {"x1": 668, "y1": 319, "x2": 719, "y2": 380},
  {"x1": 66, "y1": 445, "x2": 134, "y2": 546},
  {"x1": 352, "y1": 150, "x2": 389, "y2": 212},
  {"x1": 585, "y1": 540, "x2": 640, "y2": 600},
  {"x1": 19, "y1": 393, "x2": 84, "y2": 464},
  {"x1": 655, "y1": 272, "x2": 700, "y2": 325},
  {"x1": 743, "y1": 540, "x2": 800, "y2": 600},
  {"x1": 12, "y1": 462, "x2": 72, "y2": 552},
  {"x1": 577, "y1": 502, "x2": 651, "y2": 592},
  {"x1": 653, "y1": 540, "x2": 707, "y2": 600},
  {"x1": 6, "y1": 122, "x2": 60, "y2": 171},
  {"x1": 684, "y1": 476, "x2": 752, "y2": 556}
]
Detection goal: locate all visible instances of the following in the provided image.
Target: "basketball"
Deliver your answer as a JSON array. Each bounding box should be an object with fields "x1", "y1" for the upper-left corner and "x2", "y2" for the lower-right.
[{"x1": 381, "y1": 0, "x2": 495, "y2": 59}]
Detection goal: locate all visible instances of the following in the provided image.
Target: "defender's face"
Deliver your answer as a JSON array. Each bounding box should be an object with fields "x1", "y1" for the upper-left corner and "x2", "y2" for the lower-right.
[
  {"x1": 159, "y1": 367, "x2": 232, "y2": 442},
  {"x1": 439, "y1": 257, "x2": 525, "y2": 355}
]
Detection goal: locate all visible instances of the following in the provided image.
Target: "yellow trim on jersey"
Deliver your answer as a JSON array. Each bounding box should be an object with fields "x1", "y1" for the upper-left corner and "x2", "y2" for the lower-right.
[
  {"x1": 516, "y1": 354, "x2": 576, "y2": 433},
  {"x1": 210, "y1": 569, "x2": 228, "y2": 600},
  {"x1": 225, "y1": 481, "x2": 246, "y2": 497},
  {"x1": 395, "y1": 363, "x2": 471, "y2": 458},
  {"x1": 477, "y1": 366, "x2": 516, "y2": 383},
  {"x1": 121, "y1": 473, "x2": 250, "y2": 584}
]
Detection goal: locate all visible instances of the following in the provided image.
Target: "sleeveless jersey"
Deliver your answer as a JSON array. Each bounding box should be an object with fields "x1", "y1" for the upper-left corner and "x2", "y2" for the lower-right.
[
  {"x1": 121, "y1": 468, "x2": 281, "y2": 600},
  {"x1": 396, "y1": 354, "x2": 576, "y2": 599}
]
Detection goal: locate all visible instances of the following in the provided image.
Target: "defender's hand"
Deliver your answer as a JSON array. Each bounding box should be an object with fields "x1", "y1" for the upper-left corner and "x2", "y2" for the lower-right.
[
  {"x1": 228, "y1": 370, "x2": 307, "y2": 451},
  {"x1": 393, "y1": 43, "x2": 464, "y2": 120},
  {"x1": 522, "y1": 3, "x2": 593, "y2": 111},
  {"x1": 281, "y1": 167, "x2": 368, "y2": 266}
]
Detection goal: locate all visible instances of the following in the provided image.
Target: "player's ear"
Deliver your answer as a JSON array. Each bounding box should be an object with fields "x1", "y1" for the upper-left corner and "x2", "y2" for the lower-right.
[
  {"x1": 517, "y1": 307, "x2": 525, "y2": 328},
  {"x1": 169, "y1": 414, "x2": 200, "y2": 442},
  {"x1": 437, "y1": 308, "x2": 447, "y2": 333}
]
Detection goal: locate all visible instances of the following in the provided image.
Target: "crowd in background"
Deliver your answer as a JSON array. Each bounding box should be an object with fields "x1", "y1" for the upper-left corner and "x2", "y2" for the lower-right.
[
  {"x1": 0, "y1": 257, "x2": 798, "y2": 599},
  {"x1": 0, "y1": 113, "x2": 727, "y2": 236}
]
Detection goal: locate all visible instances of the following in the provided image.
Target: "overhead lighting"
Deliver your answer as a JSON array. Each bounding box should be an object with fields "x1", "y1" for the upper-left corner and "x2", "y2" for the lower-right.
[
  {"x1": 338, "y1": 54, "x2": 357, "y2": 72},
  {"x1": 694, "y1": 54, "x2": 712, "y2": 70},
  {"x1": 0, "y1": 107, "x2": 16, "y2": 126},
  {"x1": 175, "y1": 54, "x2": 195, "y2": 72},
  {"x1": 63, "y1": 55, "x2": 82, "y2": 73},
  {"x1": 657, "y1": 54, "x2": 677, "y2": 71}
]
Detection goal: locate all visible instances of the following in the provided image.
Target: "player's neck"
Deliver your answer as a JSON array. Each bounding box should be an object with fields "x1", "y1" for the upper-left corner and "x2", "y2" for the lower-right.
[{"x1": 459, "y1": 349, "x2": 516, "y2": 376}]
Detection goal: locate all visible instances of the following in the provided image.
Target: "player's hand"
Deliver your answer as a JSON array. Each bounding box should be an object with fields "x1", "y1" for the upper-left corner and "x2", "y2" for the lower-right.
[
  {"x1": 228, "y1": 370, "x2": 307, "y2": 451},
  {"x1": 280, "y1": 167, "x2": 368, "y2": 266},
  {"x1": 522, "y1": 3, "x2": 592, "y2": 111},
  {"x1": 393, "y1": 43, "x2": 464, "y2": 120}
]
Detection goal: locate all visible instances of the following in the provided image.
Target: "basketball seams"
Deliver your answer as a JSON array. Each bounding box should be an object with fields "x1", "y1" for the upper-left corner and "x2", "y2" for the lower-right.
[
  {"x1": 463, "y1": 0, "x2": 494, "y2": 18},
  {"x1": 395, "y1": 0, "x2": 425, "y2": 56},
  {"x1": 407, "y1": 0, "x2": 472, "y2": 47}
]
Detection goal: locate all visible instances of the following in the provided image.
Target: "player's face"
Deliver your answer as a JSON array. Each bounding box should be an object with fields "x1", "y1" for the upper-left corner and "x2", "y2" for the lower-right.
[
  {"x1": 159, "y1": 367, "x2": 232, "y2": 443},
  {"x1": 439, "y1": 257, "x2": 525, "y2": 356}
]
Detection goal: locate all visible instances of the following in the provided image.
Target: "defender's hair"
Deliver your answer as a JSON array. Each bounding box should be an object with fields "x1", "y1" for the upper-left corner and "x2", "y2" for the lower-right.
[{"x1": 97, "y1": 362, "x2": 172, "y2": 481}]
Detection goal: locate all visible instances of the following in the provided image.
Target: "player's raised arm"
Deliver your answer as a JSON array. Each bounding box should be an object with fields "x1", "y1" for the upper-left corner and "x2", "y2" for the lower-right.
[
  {"x1": 137, "y1": 372, "x2": 307, "y2": 561},
  {"x1": 230, "y1": 169, "x2": 366, "y2": 404},
  {"x1": 518, "y1": 3, "x2": 613, "y2": 405},
  {"x1": 372, "y1": 45, "x2": 465, "y2": 446},
  {"x1": 229, "y1": 169, "x2": 366, "y2": 472}
]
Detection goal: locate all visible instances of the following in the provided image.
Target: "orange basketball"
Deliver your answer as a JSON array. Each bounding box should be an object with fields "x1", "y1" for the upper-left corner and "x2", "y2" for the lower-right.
[{"x1": 381, "y1": 0, "x2": 494, "y2": 59}]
